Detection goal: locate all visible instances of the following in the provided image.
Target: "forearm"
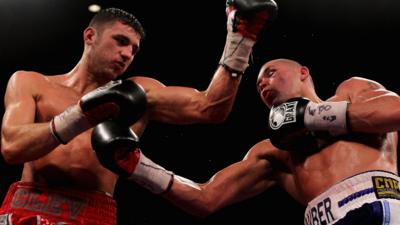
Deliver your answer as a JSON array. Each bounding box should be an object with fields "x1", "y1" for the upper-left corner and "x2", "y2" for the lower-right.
[
  {"x1": 163, "y1": 176, "x2": 215, "y2": 218},
  {"x1": 163, "y1": 161, "x2": 271, "y2": 218},
  {"x1": 201, "y1": 66, "x2": 242, "y2": 121},
  {"x1": 108, "y1": 147, "x2": 219, "y2": 217},
  {"x1": 1, "y1": 122, "x2": 59, "y2": 164},
  {"x1": 348, "y1": 94, "x2": 400, "y2": 133},
  {"x1": 163, "y1": 156, "x2": 275, "y2": 218}
]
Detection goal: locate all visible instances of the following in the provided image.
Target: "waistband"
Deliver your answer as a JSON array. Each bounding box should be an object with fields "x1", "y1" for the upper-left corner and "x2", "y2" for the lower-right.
[
  {"x1": 304, "y1": 170, "x2": 400, "y2": 225},
  {"x1": 0, "y1": 182, "x2": 116, "y2": 223}
]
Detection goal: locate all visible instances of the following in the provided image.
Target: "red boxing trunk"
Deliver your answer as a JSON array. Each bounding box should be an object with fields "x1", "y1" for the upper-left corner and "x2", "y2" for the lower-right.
[{"x1": 0, "y1": 182, "x2": 116, "y2": 225}]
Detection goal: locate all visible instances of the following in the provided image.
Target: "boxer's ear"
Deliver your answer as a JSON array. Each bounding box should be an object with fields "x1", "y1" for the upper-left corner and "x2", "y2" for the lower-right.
[
  {"x1": 300, "y1": 66, "x2": 309, "y2": 81},
  {"x1": 84, "y1": 27, "x2": 96, "y2": 45}
]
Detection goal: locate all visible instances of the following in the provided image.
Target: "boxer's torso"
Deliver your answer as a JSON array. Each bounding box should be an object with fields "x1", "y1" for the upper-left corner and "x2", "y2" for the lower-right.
[
  {"x1": 279, "y1": 80, "x2": 399, "y2": 204},
  {"x1": 20, "y1": 73, "x2": 147, "y2": 195},
  {"x1": 288, "y1": 131, "x2": 398, "y2": 204}
]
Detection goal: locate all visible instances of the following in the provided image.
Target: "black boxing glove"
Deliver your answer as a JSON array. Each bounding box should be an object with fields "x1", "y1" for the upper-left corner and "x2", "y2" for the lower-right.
[
  {"x1": 50, "y1": 80, "x2": 147, "y2": 144},
  {"x1": 92, "y1": 120, "x2": 173, "y2": 194},
  {"x1": 91, "y1": 120, "x2": 140, "y2": 176},
  {"x1": 267, "y1": 97, "x2": 349, "y2": 151},
  {"x1": 227, "y1": 0, "x2": 278, "y2": 39},
  {"x1": 220, "y1": 0, "x2": 278, "y2": 75}
]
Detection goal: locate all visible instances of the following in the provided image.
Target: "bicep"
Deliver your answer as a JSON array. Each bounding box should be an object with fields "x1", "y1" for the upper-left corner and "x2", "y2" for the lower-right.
[
  {"x1": 148, "y1": 86, "x2": 207, "y2": 124},
  {"x1": 131, "y1": 76, "x2": 205, "y2": 124}
]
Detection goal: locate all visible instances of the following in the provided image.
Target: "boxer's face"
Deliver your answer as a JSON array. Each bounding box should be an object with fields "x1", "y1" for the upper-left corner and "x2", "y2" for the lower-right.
[
  {"x1": 86, "y1": 21, "x2": 140, "y2": 80},
  {"x1": 257, "y1": 59, "x2": 304, "y2": 108}
]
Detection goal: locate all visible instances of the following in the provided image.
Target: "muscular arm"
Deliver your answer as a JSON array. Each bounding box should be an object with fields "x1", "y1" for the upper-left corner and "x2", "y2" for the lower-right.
[
  {"x1": 1, "y1": 72, "x2": 59, "y2": 164},
  {"x1": 332, "y1": 77, "x2": 400, "y2": 133},
  {"x1": 162, "y1": 140, "x2": 277, "y2": 217},
  {"x1": 131, "y1": 66, "x2": 241, "y2": 124},
  {"x1": 127, "y1": 0, "x2": 277, "y2": 125}
]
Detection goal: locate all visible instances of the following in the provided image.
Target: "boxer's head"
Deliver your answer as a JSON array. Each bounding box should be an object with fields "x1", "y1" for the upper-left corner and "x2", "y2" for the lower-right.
[
  {"x1": 89, "y1": 8, "x2": 145, "y2": 42},
  {"x1": 256, "y1": 58, "x2": 315, "y2": 108},
  {"x1": 83, "y1": 8, "x2": 145, "y2": 80}
]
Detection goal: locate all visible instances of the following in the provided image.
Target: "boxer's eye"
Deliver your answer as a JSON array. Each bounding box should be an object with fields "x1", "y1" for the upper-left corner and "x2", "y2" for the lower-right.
[
  {"x1": 114, "y1": 35, "x2": 130, "y2": 46},
  {"x1": 267, "y1": 69, "x2": 276, "y2": 77}
]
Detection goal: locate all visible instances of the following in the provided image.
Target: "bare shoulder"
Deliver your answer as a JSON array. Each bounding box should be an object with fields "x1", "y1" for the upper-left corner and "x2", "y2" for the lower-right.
[
  {"x1": 243, "y1": 139, "x2": 289, "y2": 162},
  {"x1": 6, "y1": 71, "x2": 49, "y2": 94},
  {"x1": 4, "y1": 71, "x2": 48, "y2": 106},
  {"x1": 333, "y1": 76, "x2": 390, "y2": 102},
  {"x1": 336, "y1": 76, "x2": 386, "y2": 95},
  {"x1": 243, "y1": 139, "x2": 293, "y2": 185},
  {"x1": 127, "y1": 76, "x2": 165, "y2": 92},
  {"x1": 243, "y1": 139, "x2": 273, "y2": 159},
  {"x1": 8, "y1": 70, "x2": 47, "y2": 85},
  {"x1": 337, "y1": 76, "x2": 385, "y2": 92}
]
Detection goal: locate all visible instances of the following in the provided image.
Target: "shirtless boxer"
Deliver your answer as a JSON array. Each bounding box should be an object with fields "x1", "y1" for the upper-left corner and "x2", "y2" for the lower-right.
[
  {"x1": 0, "y1": 2, "x2": 277, "y2": 225},
  {"x1": 96, "y1": 58, "x2": 400, "y2": 225}
]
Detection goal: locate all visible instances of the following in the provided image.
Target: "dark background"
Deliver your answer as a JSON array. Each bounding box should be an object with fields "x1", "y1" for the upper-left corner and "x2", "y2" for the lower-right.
[{"x1": 1, "y1": 0, "x2": 399, "y2": 224}]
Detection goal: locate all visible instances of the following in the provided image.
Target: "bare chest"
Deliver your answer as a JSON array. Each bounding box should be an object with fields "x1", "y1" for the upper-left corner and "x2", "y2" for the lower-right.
[
  {"x1": 35, "y1": 87, "x2": 80, "y2": 123},
  {"x1": 27, "y1": 84, "x2": 115, "y2": 192},
  {"x1": 288, "y1": 133, "x2": 398, "y2": 202}
]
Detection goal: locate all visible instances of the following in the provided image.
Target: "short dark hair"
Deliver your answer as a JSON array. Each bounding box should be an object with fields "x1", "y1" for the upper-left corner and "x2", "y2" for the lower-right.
[{"x1": 89, "y1": 8, "x2": 146, "y2": 41}]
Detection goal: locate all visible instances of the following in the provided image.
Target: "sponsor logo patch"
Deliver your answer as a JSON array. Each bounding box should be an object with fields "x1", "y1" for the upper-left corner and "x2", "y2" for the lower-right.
[
  {"x1": 372, "y1": 176, "x2": 400, "y2": 200},
  {"x1": 10, "y1": 188, "x2": 88, "y2": 220},
  {"x1": 269, "y1": 101, "x2": 297, "y2": 130}
]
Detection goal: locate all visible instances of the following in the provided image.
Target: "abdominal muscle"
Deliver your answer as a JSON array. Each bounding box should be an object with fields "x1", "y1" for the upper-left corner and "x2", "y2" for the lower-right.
[{"x1": 20, "y1": 131, "x2": 118, "y2": 195}]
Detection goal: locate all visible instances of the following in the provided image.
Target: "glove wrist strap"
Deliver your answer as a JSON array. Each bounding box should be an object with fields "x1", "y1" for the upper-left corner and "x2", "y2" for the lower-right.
[
  {"x1": 51, "y1": 105, "x2": 91, "y2": 144},
  {"x1": 128, "y1": 150, "x2": 174, "y2": 194},
  {"x1": 219, "y1": 31, "x2": 255, "y2": 76},
  {"x1": 304, "y1": 101, "x2": 349, "y2": 136}
]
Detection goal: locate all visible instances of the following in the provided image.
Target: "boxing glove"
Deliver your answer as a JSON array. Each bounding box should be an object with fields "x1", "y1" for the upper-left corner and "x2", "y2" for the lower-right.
[
  {"x1": 226, "y1": 0, "x2": 278, "y2": 40},
  {"x1": 50, "y1": 80, "x2": 147, "y2": 144},
  {"x1": 92, "y1": 120, "x2": 173, "y2": 194},
  {"x1": 267, "y1": 97, "x2": 349, "y2": 151},
  {"x1": 220, "y1": 0, "x2": 278, "y2": 75}
]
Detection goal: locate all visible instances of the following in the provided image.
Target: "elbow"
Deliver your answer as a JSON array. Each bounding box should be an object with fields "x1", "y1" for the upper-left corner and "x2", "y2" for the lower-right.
[
  {"x1": 200, "y1": 104, "x2": 232, "y2": 124},
  {"x1": 192, "y1": 94, "x2": 233, "y2": 124},
  {"x1": 192, "y1": 190, "x2": 222, "y2": 218},
  {"x1": 200, "y1": 203, "x2": 220, "y2": 218},
  {"x1": 194, "y1": 209, "x2": 214, "y2": 218},
  {"x1": 203, "y1": 111, "x2": 229, "y2": 124},
  {"x1": 2, "y1": 150, "x2": 18, "y2": 165},
  {"x1": 175, "y1": 189, "x2": 219, "y2": 218},
  {"x1": 188, "y1": 199, "x2": 218, "y2": 218},
  {"x1": 1, "y1": 144, "x2": 24, "y2": 165}
]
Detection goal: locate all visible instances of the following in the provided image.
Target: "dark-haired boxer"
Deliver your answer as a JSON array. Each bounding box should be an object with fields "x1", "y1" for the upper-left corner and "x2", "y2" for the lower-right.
[{"x1": 0, "y1": 2, "x2": 275, "y2": 224}]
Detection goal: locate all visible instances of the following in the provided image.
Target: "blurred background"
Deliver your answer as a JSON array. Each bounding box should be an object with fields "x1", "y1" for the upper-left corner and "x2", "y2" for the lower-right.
[{"x1": 1, "y1": 0, "x2": 399, "y2": 224}]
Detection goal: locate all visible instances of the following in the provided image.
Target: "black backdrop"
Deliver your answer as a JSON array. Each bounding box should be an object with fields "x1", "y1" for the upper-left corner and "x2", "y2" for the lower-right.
[{"x1": 1, "y1": 0, "x2": 399, "y2": 224}]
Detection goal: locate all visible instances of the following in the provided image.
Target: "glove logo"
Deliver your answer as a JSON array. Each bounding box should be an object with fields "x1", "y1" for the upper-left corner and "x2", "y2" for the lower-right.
[
  {"x1": 269, "y1": 101, "x2": 297, "y2": 130},
  {"x1": 93, "y1": 80, "x2": 122, "y2": 92},
  {"x1": 227, "y1": 9, "x2": 237, "y2": 32}
]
